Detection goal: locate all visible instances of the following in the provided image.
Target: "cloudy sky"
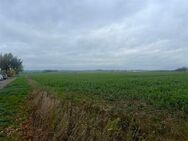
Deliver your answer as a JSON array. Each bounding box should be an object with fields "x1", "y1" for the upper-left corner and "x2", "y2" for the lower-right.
[{"x1": 0, "y1": 0, "x2": 188, "y2": 70}]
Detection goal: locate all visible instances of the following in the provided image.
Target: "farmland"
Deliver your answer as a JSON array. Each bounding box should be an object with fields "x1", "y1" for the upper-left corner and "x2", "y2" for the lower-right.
[
  {"x1": 0, "y1": 71, "x2": 188, "y2": 140},
  {"x1": 30, "y1": 71, "x2": 188, "y2": 112},
  {"x1": 28, "y1": 71, "x2": 188, "y2": 140}
]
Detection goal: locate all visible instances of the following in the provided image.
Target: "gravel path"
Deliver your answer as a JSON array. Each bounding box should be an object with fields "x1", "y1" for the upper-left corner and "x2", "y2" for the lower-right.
[{"x1": 0, "y1": 78, "x2": 16, "y2": 89}]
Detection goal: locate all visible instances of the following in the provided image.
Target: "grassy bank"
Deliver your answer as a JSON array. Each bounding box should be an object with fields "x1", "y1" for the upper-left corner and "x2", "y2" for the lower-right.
[{"x1": 0, "y1": 77, "x2": 29, "y2": 140}]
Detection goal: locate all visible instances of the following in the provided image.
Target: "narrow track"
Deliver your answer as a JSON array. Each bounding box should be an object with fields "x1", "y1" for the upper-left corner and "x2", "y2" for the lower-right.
[{"x1": 0, "y1": 78, "x2": 16, "y2": 89}]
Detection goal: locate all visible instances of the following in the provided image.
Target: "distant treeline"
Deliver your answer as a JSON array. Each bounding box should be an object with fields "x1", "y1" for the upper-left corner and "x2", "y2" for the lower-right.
[
  {"x1": 24, "y1": 67, "x2": 188, "y2": 74},
  {"x1": 175, "y1": 67, "x2": 188, "y2": 72},
  {"x1": 43, "y1": 70, "x2": 59, "y2": 73}
]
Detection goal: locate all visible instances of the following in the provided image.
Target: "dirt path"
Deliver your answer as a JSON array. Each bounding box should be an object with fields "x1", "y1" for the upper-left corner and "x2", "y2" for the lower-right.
[{"x1": 0, "y1": 78, "x2": 16, "y2": 89}]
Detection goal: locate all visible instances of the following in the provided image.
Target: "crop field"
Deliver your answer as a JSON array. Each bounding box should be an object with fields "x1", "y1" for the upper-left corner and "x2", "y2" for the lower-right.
[
  {"x1": 30, "y1": 71, "x2": 188, "y2": 111},
  {"x1": 1, "y1": 71, "x2": 188, "y2": 140},
  {"x1": 28, "y1": 71, "x2": 188, "y2": 140}
]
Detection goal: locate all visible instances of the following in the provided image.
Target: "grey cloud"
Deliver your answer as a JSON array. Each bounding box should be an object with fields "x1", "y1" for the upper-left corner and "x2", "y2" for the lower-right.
[{"x1": 0, "y1": 0, "x2": 188, "y2": 70}]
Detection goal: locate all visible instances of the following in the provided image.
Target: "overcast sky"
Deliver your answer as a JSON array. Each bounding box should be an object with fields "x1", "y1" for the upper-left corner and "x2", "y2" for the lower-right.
[{"x1": 0, "y1": 0, "x2": 188, "y2": 70}]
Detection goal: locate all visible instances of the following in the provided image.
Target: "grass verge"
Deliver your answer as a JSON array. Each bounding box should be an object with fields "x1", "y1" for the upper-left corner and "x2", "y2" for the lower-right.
[{"x1": 0, "y1": 77, "x2": 29, "y2": 140}]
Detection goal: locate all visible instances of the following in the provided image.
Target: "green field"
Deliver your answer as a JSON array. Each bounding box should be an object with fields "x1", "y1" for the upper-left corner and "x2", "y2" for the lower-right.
[
  {"x1": 1, "y1": 71, "x2": 188, "y2": 140},
  {"x1": 28, "y1": 71, "x2": 188, "y2": 140},
  {"x1": 30, "y1": 71, "x2": 188, "y2": 112}
]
